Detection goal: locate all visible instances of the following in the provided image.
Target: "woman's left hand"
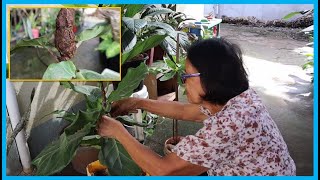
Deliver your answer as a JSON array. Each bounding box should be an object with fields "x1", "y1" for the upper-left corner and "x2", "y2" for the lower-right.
[{"x1": 96, "y1": 115, "x2": 125, "y2": 139}]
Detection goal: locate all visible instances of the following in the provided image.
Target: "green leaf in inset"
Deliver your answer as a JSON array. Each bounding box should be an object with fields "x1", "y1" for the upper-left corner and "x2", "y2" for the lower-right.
[
  {"x1": 96, "y1": 39, "x2": 113, "y2": 51},
  {"x1": 76, "y1": 24, "x2": 109, "y2": 42},
  {"x1": 106, "y1": 41, "x2": 121, "y2": 58},
  {"x1": 10, "y1": 35, "x2": 53, "y2": 54},
  {"x1": 98, "y1": 138, "x2": 142, "y2": 175},
  {"x1": 32, "y1": 124, "x2": 92, "y2": 175},
  {"x1": 122, "y1": 34, "x2": 167, "y2": 64},
  {"x1": 108, "y1": 63, "x2": 148, "y2": 102},
  {"x1": 79, "y1": 69, "x2": 120, "y2": 80},
  {"x1": 43, "y1": 61, "x2": 76, "y2": 80},
  {"x1": 101, "y1": 68, "x2": 121, "y2": 80}
]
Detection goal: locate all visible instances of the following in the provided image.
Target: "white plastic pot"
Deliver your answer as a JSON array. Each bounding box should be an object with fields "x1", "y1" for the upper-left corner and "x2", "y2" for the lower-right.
[{"x1": 106, "y1": 84, "x2": 149, "y2": 142}]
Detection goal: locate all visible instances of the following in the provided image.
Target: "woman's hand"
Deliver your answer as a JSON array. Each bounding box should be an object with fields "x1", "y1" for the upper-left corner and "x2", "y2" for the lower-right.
[
  {"x1": 96, "y1": 115, "x2": 125, "y2": 139},
  {"x1": 110, "y1": 98, "x2": 140, "y2": 117}
]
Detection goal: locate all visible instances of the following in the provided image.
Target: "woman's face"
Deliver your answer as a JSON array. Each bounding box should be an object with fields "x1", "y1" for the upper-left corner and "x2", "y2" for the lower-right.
[{"x1": 185, "y1": 59, "x2": 206, "y2": 104}]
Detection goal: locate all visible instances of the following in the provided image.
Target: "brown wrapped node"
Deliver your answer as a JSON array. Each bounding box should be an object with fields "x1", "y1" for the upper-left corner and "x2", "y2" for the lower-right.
[{"x1": 55, "y1": 8, "x2": 77, "y2": 61}]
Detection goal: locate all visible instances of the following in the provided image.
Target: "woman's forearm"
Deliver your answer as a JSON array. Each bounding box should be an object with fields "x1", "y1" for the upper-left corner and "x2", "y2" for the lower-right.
[
  {"x1": 115, "y1": 128, "x2": 172, "y2": 175},
  {"x1": 136, "y1": 98, "x2": 207, "y2": 122}
]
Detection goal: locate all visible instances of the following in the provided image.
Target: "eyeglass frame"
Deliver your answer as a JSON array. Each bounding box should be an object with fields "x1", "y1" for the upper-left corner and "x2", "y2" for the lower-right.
[{"x1": 180, "y1": 73, "x2": 201, "y2": 83}]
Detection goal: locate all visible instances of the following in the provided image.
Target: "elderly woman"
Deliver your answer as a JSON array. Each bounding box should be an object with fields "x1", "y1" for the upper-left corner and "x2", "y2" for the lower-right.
[{"x1": 97, "y1": 38, "x2": 296, "y2": 176}]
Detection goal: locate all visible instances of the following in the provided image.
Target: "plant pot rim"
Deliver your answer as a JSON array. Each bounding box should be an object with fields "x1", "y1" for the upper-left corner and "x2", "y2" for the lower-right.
[
  {"x1": 128, "y1": 53, "x2": 149, "y2": 63},
  {"x1": 164, "y1": 136, "x2": 184, "y2": 145}
]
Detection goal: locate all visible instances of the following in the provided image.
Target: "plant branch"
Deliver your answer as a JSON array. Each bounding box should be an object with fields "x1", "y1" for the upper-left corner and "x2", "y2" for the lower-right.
[
  {"x1": 44, "y1": 47, "x2": 60, "y2": 62},
  {"x1": 99, "y1": 81, "x2": 107, "y2": 110},
  {"x1": 7, "y1": 88, "x2": 35, "y2": 155},
  {"x1": 35, "y1": 47, "x2": 49, "y2": 67}
]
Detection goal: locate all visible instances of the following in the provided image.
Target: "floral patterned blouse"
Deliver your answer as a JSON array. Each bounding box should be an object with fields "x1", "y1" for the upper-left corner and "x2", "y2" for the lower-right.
[{"x1": 172, "y1": 88, "x2": 296, "y2": 176}]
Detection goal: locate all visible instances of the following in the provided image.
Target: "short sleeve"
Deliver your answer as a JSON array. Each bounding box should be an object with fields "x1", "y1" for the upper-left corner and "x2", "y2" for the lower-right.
[{"x1": 172, "y1": 117, "x2": 239, "y2": 168}]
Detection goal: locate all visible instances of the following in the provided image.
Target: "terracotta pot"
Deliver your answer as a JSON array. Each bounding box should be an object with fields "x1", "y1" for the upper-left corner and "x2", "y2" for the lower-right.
[
  {"x1": 163, "y1": 136, "x2": 184, "y2": 155},
  {"x1": 71, "y1": 146, "x2": 100, "y2": 174}
]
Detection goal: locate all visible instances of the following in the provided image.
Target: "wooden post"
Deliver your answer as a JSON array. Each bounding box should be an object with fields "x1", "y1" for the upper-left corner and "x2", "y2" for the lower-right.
[{"x1": 173, "y1": 33, "x2": 180, "y2": 144}]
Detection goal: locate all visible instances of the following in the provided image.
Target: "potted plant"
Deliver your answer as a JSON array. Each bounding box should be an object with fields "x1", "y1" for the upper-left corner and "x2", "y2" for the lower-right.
[
  {"x1": 31, "y1": 62, "x2": 150, "y2": 175},
  {"x1": 28, "y1": 11, "x2": 41, "y2": 38}
]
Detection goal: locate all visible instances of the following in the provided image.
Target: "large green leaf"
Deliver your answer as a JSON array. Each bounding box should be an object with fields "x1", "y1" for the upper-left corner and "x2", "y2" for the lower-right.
[
  {"x1": 159, "y1": 70, "x2": 176, "y2": 81},
  {"x1": 164, "y1": 57, "x2": 177, "y2": 70},
  {"x1": 64, "y1": 110, "x2": 100, "y2": 134},
  {"x1": 79, "y1": 69, "x2": 120, "y2": 80},
  {"x1": 141, "y1": 7, "x2": 173, "y2": 19},
  {"x1": 122, "y1": 29, "x2": 137, "y2": 53},
  {"x1": 38, "y1": 110, "x2": 77, "y2": 123},
  {"x1": 76, "y1": 24, "x2": 109, "y2": 42},
  {"x1": 147, "y1": 21, "x2": 175, "y2": 33},
  {"x1": 122, "y1": 34, "x2": 167, "y2": 64},
  {"x1": 42, "y1": 61, "x2": 77, "y2": 80},
  {"x1": 116, "y1": 115, "x2": 149, "y2": 127},
  {"x1": 108, "y1": 63, "x2": 148, "y2": 102},
  {"x1": 125, "y1": 4, "x2": 145, "y2": 17},
  {"x1": 10, "y1": 35, "x2": 53, "y2": 54},
  {"x1": 32, "y1": 124, "x2": 92, "y2": 175},
  {"x1": 76, "y1": 86, "x2": 102, "y2": 102},
  {"x1": 96, "y1": 38, "x2": 113, "y2": 51},
  {"x1": 60, "y1": 82, "x2": 102, "y2": 102},
  {"x1": 98, "y1": 138, "x2": 142, "y2": 175},
  {"x1": 122, "y1": 17, "x2": 147, "y2": 32},
  {"x1": 81, "y1": 135, "x2": 101, "y2": 147},
  {"x1": 106, "y1": 41, "x2": 121, "y2": 58}
]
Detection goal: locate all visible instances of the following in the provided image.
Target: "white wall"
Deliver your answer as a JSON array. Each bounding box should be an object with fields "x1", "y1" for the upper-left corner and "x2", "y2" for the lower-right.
[
  {"x1": 176, "y1": 4, "x2": 205, "y2": 21},
  {"x1": 204, "y1": 4, "x2": 313, "y2": 20}
]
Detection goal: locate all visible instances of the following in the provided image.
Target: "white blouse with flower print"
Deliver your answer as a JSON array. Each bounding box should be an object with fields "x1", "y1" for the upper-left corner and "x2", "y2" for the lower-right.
[{"x1": 172, "y1": 88, "x2": 296, "y2": 176}]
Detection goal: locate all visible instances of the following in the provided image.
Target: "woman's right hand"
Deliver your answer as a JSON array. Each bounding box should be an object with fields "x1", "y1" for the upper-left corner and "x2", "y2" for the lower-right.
[{"x1": 110, "y1": 97, "x2": 141, "y2": 117}]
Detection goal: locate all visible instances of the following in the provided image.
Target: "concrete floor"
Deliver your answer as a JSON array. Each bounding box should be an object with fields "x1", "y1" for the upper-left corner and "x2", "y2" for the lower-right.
[{"x1": 145, "y1": 23, "x2": 314, "y2": 176}]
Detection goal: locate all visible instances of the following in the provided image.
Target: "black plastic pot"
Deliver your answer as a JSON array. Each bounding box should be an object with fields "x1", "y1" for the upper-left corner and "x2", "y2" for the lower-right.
[
  {"x1": 99, "y1": 38, "x2": 120, "y2": 73},
  {"x1": 113, "y1": 53, "x2": 149, "y2": 93}
]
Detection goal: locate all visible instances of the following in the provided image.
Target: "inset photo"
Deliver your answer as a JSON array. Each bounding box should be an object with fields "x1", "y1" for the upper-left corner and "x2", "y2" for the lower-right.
[{"x1": 8, "y1": 6, "x2": 121, "y2": 81}]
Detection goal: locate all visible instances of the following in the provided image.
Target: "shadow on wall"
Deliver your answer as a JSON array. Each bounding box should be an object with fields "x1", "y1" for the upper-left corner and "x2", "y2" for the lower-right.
[
  {"x1": 7, "y1": 81, "x2": 94, "y2": 175},
  {"x1": 11, "y1": 81, "x2": 88, "y2": 138}
]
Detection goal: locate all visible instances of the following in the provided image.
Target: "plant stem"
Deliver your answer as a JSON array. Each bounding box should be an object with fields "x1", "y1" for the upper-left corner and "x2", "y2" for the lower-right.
[
  {"x1": 35, "y1": 47, "x2": 49, "y2": 67},
  {"x1": 99, "y1": 81, "x2": 107, "y2": 110}
]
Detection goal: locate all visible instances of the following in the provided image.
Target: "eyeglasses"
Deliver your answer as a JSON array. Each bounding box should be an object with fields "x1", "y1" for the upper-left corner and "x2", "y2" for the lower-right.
[{"x1": 180, "y1": 73, "x2": 201, "y2": 84}]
